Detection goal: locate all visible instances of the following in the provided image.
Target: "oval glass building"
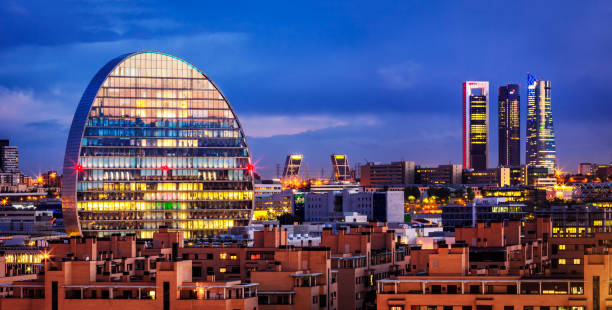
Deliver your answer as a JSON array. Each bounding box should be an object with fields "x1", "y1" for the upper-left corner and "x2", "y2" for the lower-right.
[{"x1": 62, "y1": 51, "x2": 254, "y2": 239}]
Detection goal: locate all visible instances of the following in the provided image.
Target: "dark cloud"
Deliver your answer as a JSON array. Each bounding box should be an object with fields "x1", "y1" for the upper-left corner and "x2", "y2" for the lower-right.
[{"x1": 0, "y1": 0, "x2": 611, "y2": 176}]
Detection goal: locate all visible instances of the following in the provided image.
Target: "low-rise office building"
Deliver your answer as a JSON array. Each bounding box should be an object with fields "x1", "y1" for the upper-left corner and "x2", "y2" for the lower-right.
[
  {"x1": 441, "y1": 198, "x2": 526, "y2": 230},
  {"x1": 416, "y1": 165, "x2": 463, "y2": 185},
  {"x1": 359, "y1": 161, "x2": 416, "y2": 187},
  {"x1": 305, "y1": 189, "x2": 404, "y2": 223},
  {"x1": 254, "y1": 189, "x2": 295, "y2": 220}
]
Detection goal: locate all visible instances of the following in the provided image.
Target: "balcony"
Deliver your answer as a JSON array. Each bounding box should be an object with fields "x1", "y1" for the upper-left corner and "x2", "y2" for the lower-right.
[
  {"x1": 377, "y1": 278, "x2": 585, "y2": 296},
  {"x1": 178, "y1": 283, "x2": 257, "y2": 300},
  {"x1": 63, "y1": 284, "x2": 157, "y2": 300}
]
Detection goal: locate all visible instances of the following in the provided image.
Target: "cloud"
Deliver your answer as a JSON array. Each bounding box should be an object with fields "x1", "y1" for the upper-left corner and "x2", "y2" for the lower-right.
[
  {"x1": 0, "y1": 86, "x2": 72, "y2": 126},
  {"x1": 240, "y1": 114, "x2": 380, "y2": 138},
  {"x1": 246, "y1": 112, "x2": 461, "y2": 178},
  {"x1": 25, "y1": 119, "x2": 67, "y2": 131},
  {"x1": 377, "y1": 61, "x2": 421, "y2": 90}
]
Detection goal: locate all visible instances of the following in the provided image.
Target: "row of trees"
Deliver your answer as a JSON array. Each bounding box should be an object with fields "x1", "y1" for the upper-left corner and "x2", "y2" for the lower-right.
[{"x1": 403, "y1": 186, "x2": 475, "y2": 203}]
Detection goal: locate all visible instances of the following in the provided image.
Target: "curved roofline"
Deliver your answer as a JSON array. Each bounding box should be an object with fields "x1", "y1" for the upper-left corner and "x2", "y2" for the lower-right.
[{"x1": 61, "y1": 51, "x2": 253, "y2": 237}]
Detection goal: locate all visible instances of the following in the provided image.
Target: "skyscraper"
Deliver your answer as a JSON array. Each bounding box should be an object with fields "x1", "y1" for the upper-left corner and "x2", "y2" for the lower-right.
[
  {"x1": 498, "y1": 84, "x2": 521, "y2": 166},
  {"x1": 331, "y1": 154, "x2": 351, "y2": 181},
  {"x1": 462, "y1": 81, "x2": 489, "y2": 170},
  {"x1": 281, "y1": 154, "x2": 303, "y2": 180},
  {"x1": 526, "y1": 73, "x2": 556, "y2": 172},
  {"x1": 62, "y1": 51, "x2": 254, "y2": 239},
  {"x1": 0, "y1": 140, "x2": 19, "y2": 173}
]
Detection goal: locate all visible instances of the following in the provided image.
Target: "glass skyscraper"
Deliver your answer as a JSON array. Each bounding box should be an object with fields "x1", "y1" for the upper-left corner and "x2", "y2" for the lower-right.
[
  {"x1": 462, "y1": 81, "x2": 489, "y2": 170},
  {"x1": 498, "y1": 84, "x2": 520, "y2": 166},
  {"x1": 526, "y1": 73, "x2": 556, "y2": 172},
  {"x1": 62, "y1": 51, "x2": 254, "y2": 239}
]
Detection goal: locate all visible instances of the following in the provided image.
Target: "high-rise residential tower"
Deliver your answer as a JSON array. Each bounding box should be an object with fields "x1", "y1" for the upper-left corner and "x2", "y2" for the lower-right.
[
  {"x1": 498, "y1": 84, "x2": 521, "y2": 166},
  {"x1": 526, "y1": 73, "x2": 556, "y2": 172},
  {"x1": 62, "y1": 51, "x2": 254, "y2": 239},
  {"x1": 462, "y1": 81, "x2": 489, "y2": 170}
]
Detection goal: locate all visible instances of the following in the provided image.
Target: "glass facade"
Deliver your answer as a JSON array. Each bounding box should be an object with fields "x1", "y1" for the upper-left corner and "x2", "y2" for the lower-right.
[
  {"x1": 462, "y1": 81, "x2": 489, "y2": 170},
  {"x1": 498, "y1": 84, "x2": 520, "y2": 166},
  {"x1": 526, "y1": 74, "x2": 556, "y2": 172},
  {"x1": 331, "y1": 154, "x2": 351, "y2": 181},
  {"x1": 62, "y1": 52, "x2": 254, "y2": 239}
]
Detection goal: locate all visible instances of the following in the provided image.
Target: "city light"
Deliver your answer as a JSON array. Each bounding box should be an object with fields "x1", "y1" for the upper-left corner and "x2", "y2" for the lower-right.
[{"x1": 0, "y1": 5, "x2": 610, "y2": 310}]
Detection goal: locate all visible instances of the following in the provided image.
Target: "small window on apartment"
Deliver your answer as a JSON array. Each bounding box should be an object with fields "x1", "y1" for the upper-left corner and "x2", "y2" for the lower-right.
[
  {"x1": 559, "y1": 259, "x2": 566, "y2": 265},
  {"x1": 390, "y1": 307, "x2": 403, "y2": 310},
  {"x1": 573, "y1": 259, "x2": 581, "y2": 265},
  {"x1": 504, "y1": 306, "x2": 514, "y2": 310},
  {"x1": 219, "y1": 267, "x2": 226, "y2": 273},
  {"x1": 219, "y1": 253, "x2": 227, "y2": 260},
  {"x1": 558, "y1": 244, "x2": 566, "y2": 250},
  {"x1": 230, "y1": 254, "x2": 237, "y2": 260}
]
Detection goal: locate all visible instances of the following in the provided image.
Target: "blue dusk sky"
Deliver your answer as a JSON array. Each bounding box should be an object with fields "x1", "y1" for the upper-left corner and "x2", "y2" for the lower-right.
[{"x1": 0, "y1": 1, "x2": 611, "y2": 178}]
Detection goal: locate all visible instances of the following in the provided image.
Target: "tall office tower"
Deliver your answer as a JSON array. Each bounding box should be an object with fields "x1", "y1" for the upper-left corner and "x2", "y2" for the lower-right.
[
  {"x1": 498, "y1": 84, "x2": 521, "y2": 166},
  {"x1": 462, "y1": 81, "x2": 489, "y2": 170},
  {"x1": 0, "y1": 140, "x2": 19, "y2": 173},
  {"x1": 331, "y1": 154, "x2": 351, "y2": 182},
  {"x1": 526, "y1": 73, "x2": 556, "y2": 172},
  {"x1": 282, "y1": 154, "x2": 303, "y2": 180},
  {"x1": 62, "y1": 52, "x2": 254, "y2": 239}
]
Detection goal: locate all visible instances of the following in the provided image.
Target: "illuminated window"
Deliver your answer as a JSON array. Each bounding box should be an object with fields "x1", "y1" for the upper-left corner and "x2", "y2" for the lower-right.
[
  {"x1": 558, "y1": 259, "x2": 566, "y2": 265},
  {"x1": 230, "y1": 254, "x2": 237, "y2": 260},
  {"x1": 219, "y1": 267, "x2": 226, "y2": 273},
  {"x1": 593, "y1": 220, "x2": 603, "y2": 226},
  {"x1": 64, "y1": 52, "x2": 254, "y2": 239},
  {"x1": 573, "y1": 259, "x2": 581, "y2": 265},
  {"x1": 559, "y1": 244, "x2": 566, "y2": 250},
  {"x1": 219, "y1": 253, "x2": 227, "y2": 260}
]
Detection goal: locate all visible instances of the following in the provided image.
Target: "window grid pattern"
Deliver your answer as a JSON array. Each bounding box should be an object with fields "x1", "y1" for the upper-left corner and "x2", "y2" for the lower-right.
[{"x1": 63, "y1": 52, "x2": 253, "y2": 239}]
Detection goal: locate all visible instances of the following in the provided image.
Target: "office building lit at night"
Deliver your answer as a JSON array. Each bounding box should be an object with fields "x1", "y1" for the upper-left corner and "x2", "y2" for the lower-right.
[
  {"x1": 281, "y1": 153, "x2": 303, "y2": 180},
  {"x1": 526, "y1": 73, "x2": 556, "y2": 172},
  {"x1": 61, "y1": 51, "x2": 254, "y2": 239},
  {"x1": 331, "y1": 154, "x2": 351, "y2": 182},
  {"x1": 498, "y1": 83, "x2": 520, "y2": 167},
  {"x1": 462, "y1": 81, "x2": 489, "y2": 170}
]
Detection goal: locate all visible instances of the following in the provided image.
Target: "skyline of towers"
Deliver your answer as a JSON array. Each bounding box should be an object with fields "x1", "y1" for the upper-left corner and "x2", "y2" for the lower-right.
[
  {"x1": 526, "y1": 73, "x2": 557, "y2": 172},
  {"x1": 498, "y1": 84, "x2": 521, "y2": 166},
  {"x1": 462, "y1": 81, "x2": 489, "y2": 170},
  {"x1": 61, "y1": 51, "x2": 254, "y2": 239}
]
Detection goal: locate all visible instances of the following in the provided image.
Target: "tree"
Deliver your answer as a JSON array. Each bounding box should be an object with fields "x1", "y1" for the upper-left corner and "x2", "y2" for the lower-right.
[
  {"x1": 428, "y1": 187, "x2": 451, "y2": 203},
  {"x1": 454, "y1": 188, "x2": 465, "y2": 198},
  {"x1": 404, "y1": 186, "x2": 421, "y2": 201},
  {"x1": 466, "y1": 187, "x2": 475, "y2": 202},
  {"x1": 277, "y1": 212, "x2": 302, "y2": 225}
]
